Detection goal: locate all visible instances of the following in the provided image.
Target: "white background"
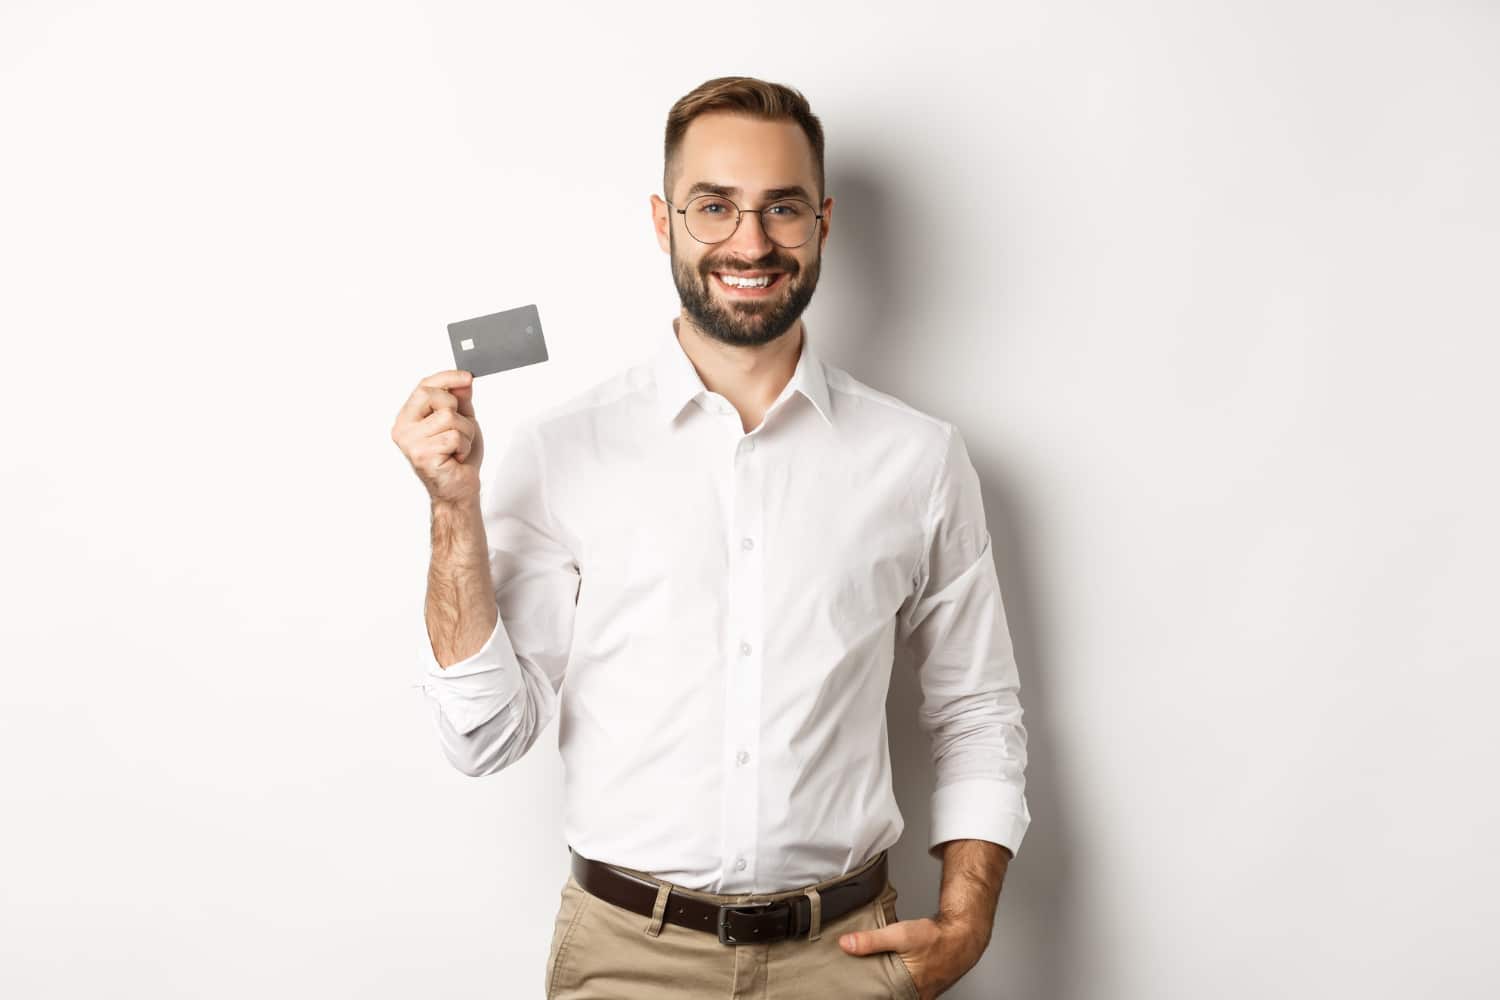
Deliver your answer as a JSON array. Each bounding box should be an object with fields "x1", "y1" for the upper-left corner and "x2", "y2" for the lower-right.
[{"x1": 2, "y1": 1, "x2": 1496, "y2": 997}]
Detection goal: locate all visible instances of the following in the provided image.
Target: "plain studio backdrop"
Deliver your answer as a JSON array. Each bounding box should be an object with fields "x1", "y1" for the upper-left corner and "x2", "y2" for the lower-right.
[{"x1": 2, "y1": 1, "x2": 1496, "y2": 997}]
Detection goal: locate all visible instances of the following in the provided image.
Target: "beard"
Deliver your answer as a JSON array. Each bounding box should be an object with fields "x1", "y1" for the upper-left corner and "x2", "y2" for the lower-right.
[{"x1": 670, "y1": 225, "x2": 821, "y2": 348}]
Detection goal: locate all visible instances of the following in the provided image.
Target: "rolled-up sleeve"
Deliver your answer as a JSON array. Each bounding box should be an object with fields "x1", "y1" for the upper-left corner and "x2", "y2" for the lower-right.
[
  {"x1": 895, "y1": 423, "x2": 1032, "y2": 859},
  {"x1": 410, "y1": 418, "x2": 580, "y2": 777}
]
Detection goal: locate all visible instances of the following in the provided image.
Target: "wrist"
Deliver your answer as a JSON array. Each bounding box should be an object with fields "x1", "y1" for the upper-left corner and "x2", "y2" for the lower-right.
[
  {"x1": 936, "y1": 910, "x2": 994, "y2": 953},
  {"x1": 431, "y1": 494, "x2": 481, "y2": 518}
]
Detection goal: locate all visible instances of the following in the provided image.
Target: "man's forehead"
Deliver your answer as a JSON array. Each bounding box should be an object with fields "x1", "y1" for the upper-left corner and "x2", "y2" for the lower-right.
[{"x1": 676, "y1": 113, "x2": 817, "y2": 198}]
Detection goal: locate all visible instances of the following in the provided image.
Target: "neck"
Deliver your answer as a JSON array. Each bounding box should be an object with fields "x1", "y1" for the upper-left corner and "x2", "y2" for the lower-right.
[{"x1": 673, "y1": 314, "x2": 804, "y2": 419}]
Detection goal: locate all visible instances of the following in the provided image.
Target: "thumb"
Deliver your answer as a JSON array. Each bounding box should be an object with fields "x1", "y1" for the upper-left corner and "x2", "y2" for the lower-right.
[
  {"x1": 840, "y1": 925, "x2": 898, "y2": 955},
  {"x1": 452, "y1": 383, "x2": 476, "y2": 419}
]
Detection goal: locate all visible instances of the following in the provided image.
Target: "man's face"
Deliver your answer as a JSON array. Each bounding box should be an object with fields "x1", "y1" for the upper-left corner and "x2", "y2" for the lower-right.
[{"x1": 653, "y1": 112, "x2": 833, "y2": 348}]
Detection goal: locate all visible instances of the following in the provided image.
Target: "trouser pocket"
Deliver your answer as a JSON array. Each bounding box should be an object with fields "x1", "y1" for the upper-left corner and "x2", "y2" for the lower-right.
[
  {"x1": 874, "y1": 883, "x2": 920, "y2": 1000},
  {"x1": 544, "y1": 876, "x2": 590, "y2": 999}
]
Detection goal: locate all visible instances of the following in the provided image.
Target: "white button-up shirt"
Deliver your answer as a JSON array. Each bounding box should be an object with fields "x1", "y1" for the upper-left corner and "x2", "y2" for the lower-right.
[{"x1": 413, "y1": 321, "x2": 1031, "y2": 893}]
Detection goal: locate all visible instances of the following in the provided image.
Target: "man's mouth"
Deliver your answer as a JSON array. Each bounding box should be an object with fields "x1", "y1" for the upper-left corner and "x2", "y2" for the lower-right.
[{"x1": 710, "y1": 270, "x2": 788, "y2": 297}]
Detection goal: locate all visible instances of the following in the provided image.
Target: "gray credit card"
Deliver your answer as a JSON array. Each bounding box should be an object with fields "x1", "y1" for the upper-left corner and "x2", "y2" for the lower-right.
[{"x1": 447, "y1": 303, "x2": 548, "y2": 377}]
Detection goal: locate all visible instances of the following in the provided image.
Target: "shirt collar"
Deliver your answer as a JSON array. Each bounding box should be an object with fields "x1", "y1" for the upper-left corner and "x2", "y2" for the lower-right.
[{"x1": 652, "y1": 319, "x2": 834, "y2": 428}]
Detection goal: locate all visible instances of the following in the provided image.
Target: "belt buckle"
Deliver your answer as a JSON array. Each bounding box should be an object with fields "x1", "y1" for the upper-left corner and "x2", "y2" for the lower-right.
[{"x1": 716, "y1": 901, "x2": 789, "y2": 945}]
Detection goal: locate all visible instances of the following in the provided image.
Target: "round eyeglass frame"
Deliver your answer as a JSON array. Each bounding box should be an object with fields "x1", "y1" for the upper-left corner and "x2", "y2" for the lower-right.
[{"x1": 666, "y1": 193, "x2": 824, "y2": 248}]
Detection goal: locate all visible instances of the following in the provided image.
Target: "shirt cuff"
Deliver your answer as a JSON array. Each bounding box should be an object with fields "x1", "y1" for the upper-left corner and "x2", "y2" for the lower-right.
[
  {"x1": 927, "y1": 777, "x2": 1032, "y2": 860},
  {"x1": 409, "y1": 615, "x2": 526, "y2": 735}
]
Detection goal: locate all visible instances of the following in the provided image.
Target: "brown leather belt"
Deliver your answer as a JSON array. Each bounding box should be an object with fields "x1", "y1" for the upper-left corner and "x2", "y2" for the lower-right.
[{"x1": 569, "y1": 847, "x2": 888, "y2": 946}]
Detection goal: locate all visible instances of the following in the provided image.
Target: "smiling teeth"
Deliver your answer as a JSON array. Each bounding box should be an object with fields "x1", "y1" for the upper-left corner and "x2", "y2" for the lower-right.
[{"x1": 720, "y1": 273, "x2": 773, "y2": 287}]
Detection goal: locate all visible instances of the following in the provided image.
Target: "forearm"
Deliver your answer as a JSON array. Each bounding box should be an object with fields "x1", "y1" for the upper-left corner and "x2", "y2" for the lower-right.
[
  {"x1": 935, "y1": 838, "x2": 1012, "y2": 936},
  {"x1": 426, "y1": 497, "x2": 498, "y2": 668}
]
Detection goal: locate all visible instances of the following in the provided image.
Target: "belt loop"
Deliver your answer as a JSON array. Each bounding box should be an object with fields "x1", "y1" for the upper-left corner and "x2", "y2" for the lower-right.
[
  {"x1": 644, "y1": 882, "x2": 672, "y2": 937},
  {"x1": 803, "y1": 886, "x2": 822, "y2": 941}
]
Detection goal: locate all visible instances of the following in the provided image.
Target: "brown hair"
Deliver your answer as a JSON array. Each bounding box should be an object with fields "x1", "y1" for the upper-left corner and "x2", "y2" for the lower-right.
[{"x1": 663, "y1": 76, "x2": 826, "y2": 205}]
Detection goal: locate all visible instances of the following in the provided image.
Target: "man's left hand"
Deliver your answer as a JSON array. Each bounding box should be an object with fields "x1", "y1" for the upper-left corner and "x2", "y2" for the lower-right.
[{"x1": 839, "y1": 912, "x2": 988, "y2": 999}]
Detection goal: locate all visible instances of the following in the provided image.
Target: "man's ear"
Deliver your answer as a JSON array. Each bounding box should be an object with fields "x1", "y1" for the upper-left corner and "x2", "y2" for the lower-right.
[{"x1": 651, "y1": 194, "x2": 671, "y2": 253}]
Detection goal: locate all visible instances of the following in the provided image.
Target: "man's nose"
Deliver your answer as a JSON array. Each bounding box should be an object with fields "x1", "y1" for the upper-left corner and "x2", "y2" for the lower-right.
[{"x1": 722, "y1": 210, "x2": 775, "y2": 257}]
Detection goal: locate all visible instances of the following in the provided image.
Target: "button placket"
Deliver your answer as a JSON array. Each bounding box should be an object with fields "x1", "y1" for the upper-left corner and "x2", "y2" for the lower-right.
[{"x1": 721, "y1": 422, "x2": 764, "y2": 891}]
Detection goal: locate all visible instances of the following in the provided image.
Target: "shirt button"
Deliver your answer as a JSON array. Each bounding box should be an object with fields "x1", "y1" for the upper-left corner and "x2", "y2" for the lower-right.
[
  {"x1": 736, "y1": 750, "x2": 749, "y2": 765},
  {"x1": 740, "y1": 641, "x2": 752, "y2": 656},
  {"x1": 744, "y1": 438, "x2": 756, "y2": 451},
  {"x1": 735, "y1": 858, "x2": 747, "y2": 871},
  {"x1": 741, "y1": 537, "x2": 754, "y2": 550}
]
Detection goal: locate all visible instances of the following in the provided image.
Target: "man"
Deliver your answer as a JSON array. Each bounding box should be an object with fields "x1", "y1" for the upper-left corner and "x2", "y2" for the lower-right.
[{"x1": 392, "y1": 76, "x2": 1031, "y2": 999}]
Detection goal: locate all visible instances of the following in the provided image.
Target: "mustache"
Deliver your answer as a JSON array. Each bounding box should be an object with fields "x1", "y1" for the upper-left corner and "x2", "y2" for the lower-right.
[{"x1": 703, "y1": 257, "x2": 796, "y2": 275}]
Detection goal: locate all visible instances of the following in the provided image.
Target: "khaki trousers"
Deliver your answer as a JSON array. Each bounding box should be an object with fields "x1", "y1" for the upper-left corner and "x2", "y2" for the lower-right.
[{"x1": 544, "y1": 849, "x2": 920, "y2": 999}]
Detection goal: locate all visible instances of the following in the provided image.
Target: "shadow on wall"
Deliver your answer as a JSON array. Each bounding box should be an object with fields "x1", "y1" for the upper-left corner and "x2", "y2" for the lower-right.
[{"x1": 821, "y1": 158, "x2": 1077, "y2": 1000}]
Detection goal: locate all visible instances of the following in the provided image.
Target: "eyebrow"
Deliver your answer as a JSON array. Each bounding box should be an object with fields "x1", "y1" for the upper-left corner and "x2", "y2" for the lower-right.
[{"x1": 685, "y1": 181, "x2": 815, "y2": 202}]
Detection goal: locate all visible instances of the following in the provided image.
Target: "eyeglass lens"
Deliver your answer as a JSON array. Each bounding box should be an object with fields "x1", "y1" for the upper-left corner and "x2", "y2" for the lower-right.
[{"x1": 682, "y1": 195, "x2": 817, "y2": 248}]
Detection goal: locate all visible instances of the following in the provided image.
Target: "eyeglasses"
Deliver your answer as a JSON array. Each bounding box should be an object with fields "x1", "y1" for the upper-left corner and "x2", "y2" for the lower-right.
[{"x1": 666, "y1": 194, "x2": 824, "y2": 248}]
